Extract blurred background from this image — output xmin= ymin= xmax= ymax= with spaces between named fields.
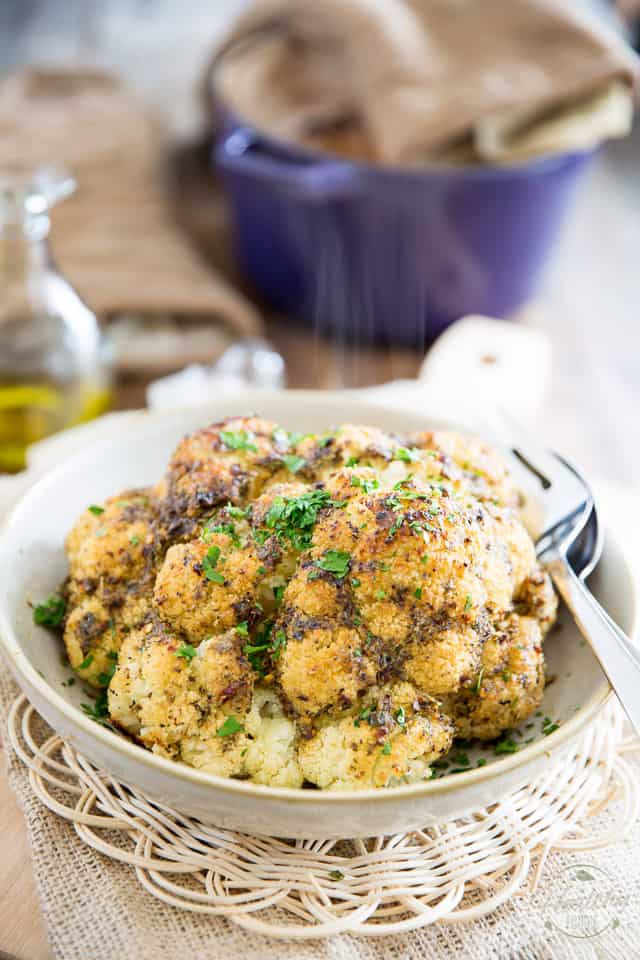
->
xmin=0 ymin=0 xmax=639 ymax=483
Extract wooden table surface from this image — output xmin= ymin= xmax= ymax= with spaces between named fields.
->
xmin=2 ymin=4 xmax=640 ymax=953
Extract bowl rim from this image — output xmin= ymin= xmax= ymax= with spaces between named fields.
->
xmin=0 ymin=397 xmax=632 ymax=806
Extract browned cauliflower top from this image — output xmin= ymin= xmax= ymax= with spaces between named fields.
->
xmin=59 ymin=416 xmax=556 ymax=790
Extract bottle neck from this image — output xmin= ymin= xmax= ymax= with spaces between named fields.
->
xmin=0 ymin=216 xmax=52 ymax=330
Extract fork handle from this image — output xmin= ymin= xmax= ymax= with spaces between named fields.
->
xmin=544 ymin=549 xmax=640 ymax=734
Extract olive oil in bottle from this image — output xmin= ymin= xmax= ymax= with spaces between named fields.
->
xmin=0 ymin=168 xmax=111 ymax=472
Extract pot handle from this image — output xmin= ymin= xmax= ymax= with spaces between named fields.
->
xmin=214 ymin=128 xmax=360 ymax=202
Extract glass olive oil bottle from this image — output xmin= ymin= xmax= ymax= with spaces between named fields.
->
xmin=0 ymin=168 xmax=111 ymax=472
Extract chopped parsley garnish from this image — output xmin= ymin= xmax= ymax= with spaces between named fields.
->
xmin=203 ymin=520 xmax=240 ymax=547
xmin=77 ymin=652 xmax=94 ymax=671
xmin=88 ymin=504 xmax=104 ymax=515
xmin=351 ymin=577 xmax=361 ymax=588
xmin=376 ymin=589 xmax=387 ymax=600
xmin=81 ymin=690 xmax=109 ymax=722
xmin=97 ymin=653 xmax=118 ymax=687
xmin=354 ymin=705 xmax=373 ymax=728
xmin=414 ymin=587 xmax=423 ymax=600
xmin=494 ymin=735 xmax=519 ymax=755
xmin=542 ymin=716 xmax=560 ymax=736
xmin=258 ymin=565 xmax=266 ymax=575
xmin=221 ymin=430 xmax=259 ymax=452
xmin=61 ymin=677 xmax=75 ymax=688
xmin=473 ymin=667 xmax=485 ymax=695
xmin=175 ymin=644 xmax=198 ymax=662
xmin=350 ymin=474 xmax=379 ymax=494
xmin=282 ymin=454 xmax=306 ymax=474
xmin=394 ymin=447 xmax=421 ymax=463
xmin=272 ymin=629 xmax=287 ymax=658
xmin=236 ymin=622 xmax=249 ymax=637
xmin=314 ymin=549 xmax=351 ymax=579
xmin=273 ymin=584 xmax=285 ymax=605
xmin=464 ymin=594 xmax=473 ymax=612
xmin=477 ymin=757 xmax=488 ymax=767
xmin=202 ymin=545 xmax=225 ymax=584
xmin=220 ymin=430 xmax=258 ymax=452
xmin=381 ymin=741 xmax=392 ymax=755
xmin=262 ymin=489 xmax=342 ymax=552
xmin=130 ymin=534 xmax=141 ymax=546
xmin=216 ymin=716 xmax=244 ymax=737
xmin=346 ymin=456 xmax=359 ymax=467
xmin=33 ymin=595 xmax=66 ymax=628
xmin=421 ymin=554 xmax=430 ymax=565
xmin=395 ymin=707 xmax=406 ymax=726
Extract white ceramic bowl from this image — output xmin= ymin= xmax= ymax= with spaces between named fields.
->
xmin=0 ymin=392 xmax=635 ymax=839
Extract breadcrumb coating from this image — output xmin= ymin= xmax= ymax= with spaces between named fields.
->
xmin=59 ymin=415 xmax=556 ymax=789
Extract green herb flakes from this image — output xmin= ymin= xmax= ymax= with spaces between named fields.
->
xmin=175 ymin=644 xmax=198 ymax=662
xmin=33 ymin=595 xmax=66 ymax=628
xmin=78 ymin=653 xmax=94 ymax=671
xmin=236 ymin=622 xmax=249 ymax=637
xmin=395 ymin=707 xmax=406 ymax=726
xmin=203 ymin=545 xmax=225 ymax=584
xmin=282 ymin=454 xmax=306 ymax=474
xmin=216 ymin=715 xmax=244 ymax=737
xmin=272 ymin=629 xmax=287 ymax=658
xmin=262 ymin=489 xmax=340 ymax=552
xmin=130 ymin=534 xmax=141 ymax=546
xmin=88 ymin=504 xmax=104 ymax=516
xmin=394 ymin=447 xmax=421 ymax=463
xmin=81 ymin=690 xmax=110 ymax=722
xmin=220 ymin=430 xmax=258 ymax=452
xmin=314 ymin=549 xmax=351 ymax=578
xmin=414 ymin=587 xmax=423 ymax=600
xmin=494 ymin=735 xmax=519 ymax=755
xmin=464 ymin=594 xmax=473 ymax=612
xmin=350 ymin=474 xmax=379 ymax=494
xmin=381 ymin=741 xmax=392 ymax=756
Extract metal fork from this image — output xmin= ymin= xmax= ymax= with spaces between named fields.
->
xmin=500 ymin=414 xmax=640 ymax=734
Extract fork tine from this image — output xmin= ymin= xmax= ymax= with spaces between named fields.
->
xmin=491 ymin=408 xmax=591 ymax=538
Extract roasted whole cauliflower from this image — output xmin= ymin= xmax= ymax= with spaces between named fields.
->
xmin=57 ymin=416 xmax=557 ymax=790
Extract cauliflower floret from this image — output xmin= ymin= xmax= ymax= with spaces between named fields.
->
xmin=153 ymin=531 xmax=262 ymax=640
xmin=443 ymin=614 xmax=545 ymax=740
xmin=65 ymin=489 xmax=156 ymax=590
xmin=298 ymin=683 xmax=454 ymax=790
xmin=407 ymin=430 xmax=520 ymax=507
xmin=109 ymin=618 xmax=253 ymax=775
xmin=243 ymin=688 xmax=303 ymax=787
xmin=297 ymin=424 xmax=397 ymax=480
xmin=160 ymin=416 xmax=283 ymax=522
xmin=63 ymin=589 xmax=151 ymax=688
xmin=275 ymin=565 xmax=376 ymax=722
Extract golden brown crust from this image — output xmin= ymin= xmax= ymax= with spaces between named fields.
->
xmin=62 ymin=417 xmax=556 ymax=789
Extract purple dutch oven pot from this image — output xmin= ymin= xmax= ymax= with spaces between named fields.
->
xmin=214 ymin=121 xmax=592 ymax=345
